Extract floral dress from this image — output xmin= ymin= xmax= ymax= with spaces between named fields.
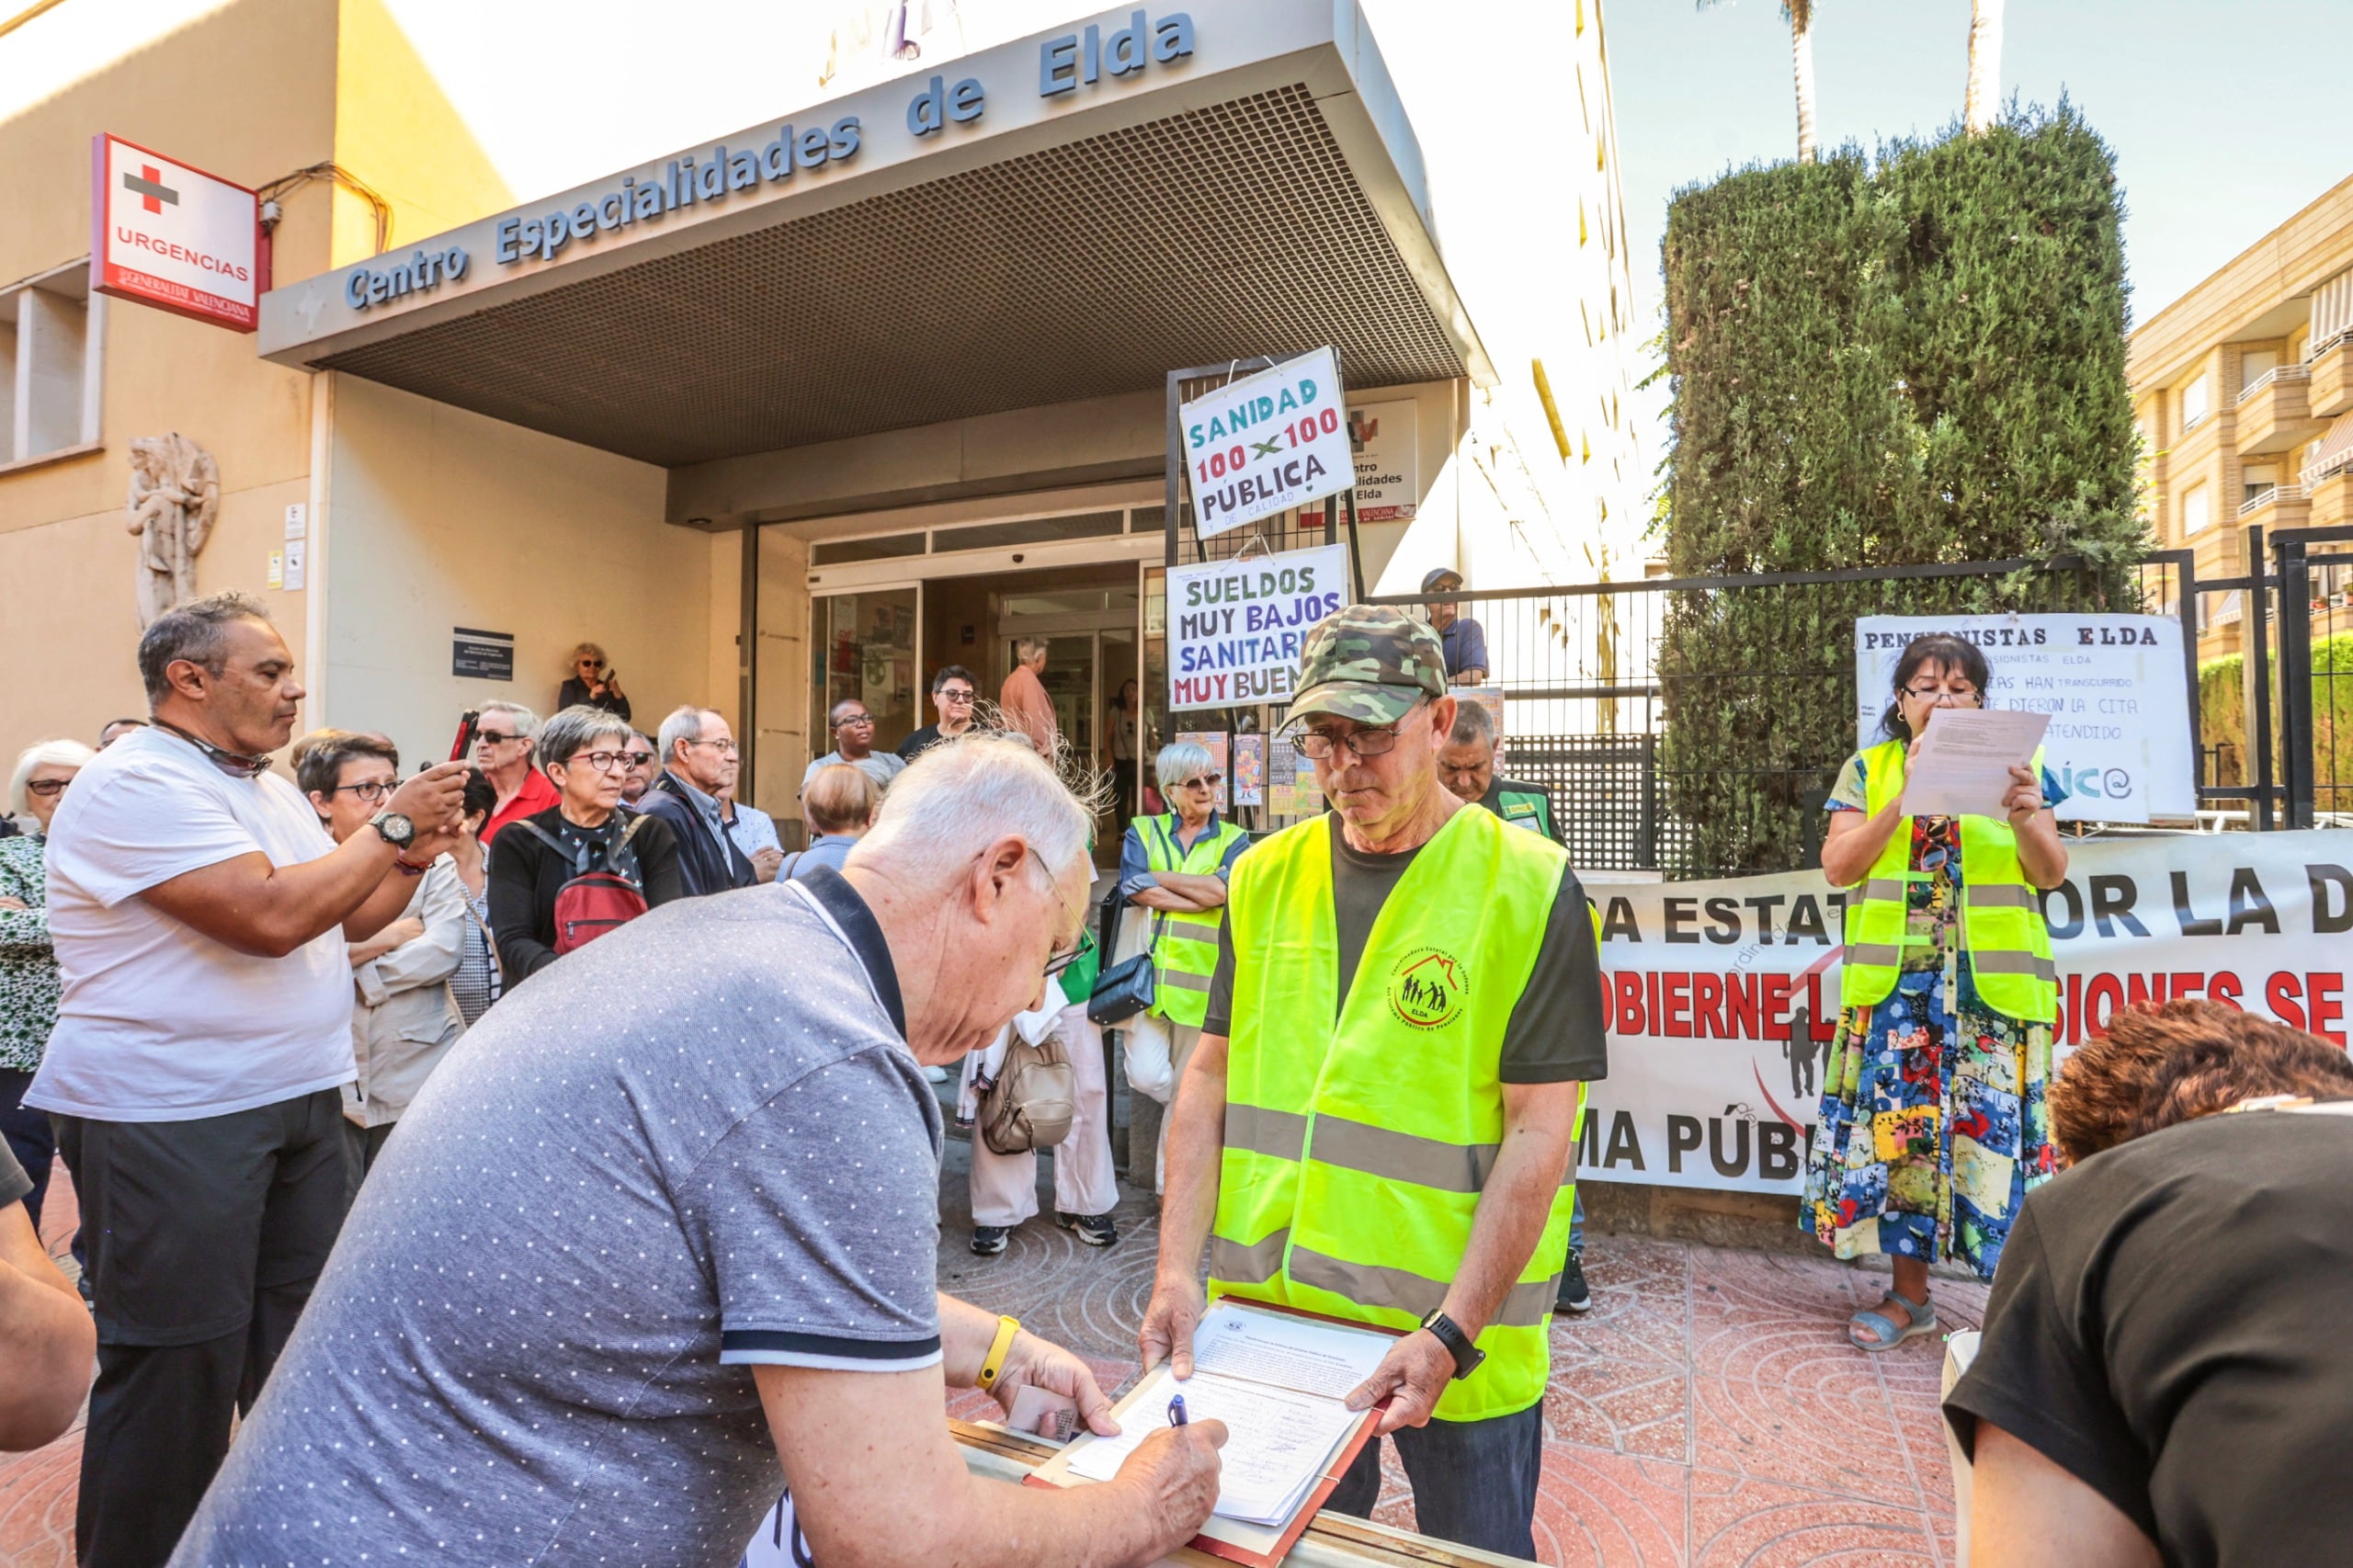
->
xmin=0 ymin=834 xmax=59 ymax=1074
xmin=1802 ymin=752 xmax=2066 ymax=1280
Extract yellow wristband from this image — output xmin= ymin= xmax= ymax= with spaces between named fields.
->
xmin=976 ymin=1314 xmax=1021 ymax=1392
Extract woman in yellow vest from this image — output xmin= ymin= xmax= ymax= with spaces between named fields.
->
xmin=1810 ymin=633 xmax=2069 ymax=1351
xmin=1116 ymin=740 xmax=1250 ymax=1189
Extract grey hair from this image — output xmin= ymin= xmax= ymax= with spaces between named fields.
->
xmin=1014 ymin=636 xmax=1047 ymax=664
xmin=1154 ymin=740 xmax=1214 ymax=792
xmin=567 ymin=641 xmax=607 ymax=667
xmin=1447 ymin=699 xmax=1496 ymax=748
xmin=658 ymin=705 xmax=720 ymax=765
xmin=480 ymin=699 xmax=540 ymax=742
xmin=136 ymin=590 xmax=271 ymax=702
xmin=539 ymin=705 xmax=634 ymax=773
xmin=10 ymin=739 xmax=97 ymax=818
xmin=853 ymin=731 xmax=1096 ymax=885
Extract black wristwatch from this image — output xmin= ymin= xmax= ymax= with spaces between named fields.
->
xmin=369 ymin=811 xmax=416 ymax=850
xmin=1417 ymin=1310 xmax=1485 ymax=1381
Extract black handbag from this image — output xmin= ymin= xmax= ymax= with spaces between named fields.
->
xmin=1088 ymin=906 xmax=1162 ymax=1025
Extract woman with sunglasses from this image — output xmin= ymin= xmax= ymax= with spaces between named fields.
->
xmin=487 ymin=706 xmax=685 ymax=983
xmin=1810 ymin=633 xmax=2070 ymax=1351
xmin=0 ymin=740 xmax=97 ymax=1234
xmin=1116 ymin=740 xmax=1250 ymax=1193
xmin=557 ymin=642 xmax=631 ymax=723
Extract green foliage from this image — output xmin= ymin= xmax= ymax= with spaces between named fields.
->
xmin=1657 ymin=105 xmax=2147 ymax=873
xmin=2202 ymin=636 xmax=2353 ymax=812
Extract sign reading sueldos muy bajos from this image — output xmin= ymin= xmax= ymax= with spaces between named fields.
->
xmin=91 ymin=134 xmax=267 ymax=331
xmin=1583 ymin=831 xmax=2352 ymax=1197
xmin=1182 ymin=348 xmax=1352 ymax=540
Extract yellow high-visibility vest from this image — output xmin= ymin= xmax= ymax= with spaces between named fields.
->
xmin=1212 ymin=805 xmax=1575 ymax=1421
xmin=1140 ymin=814 xmax=1248 ymax=1028
xmin=1837 ymin=738 xmax=2057 ymax=1022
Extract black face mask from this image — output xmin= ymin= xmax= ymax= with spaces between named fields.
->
xmin=155 ymin=720 xmax=271 ymax=778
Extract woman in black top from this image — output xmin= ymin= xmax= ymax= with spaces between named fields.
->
xmin=555 ymin=642 xmax=631 ymax=722
xmin=488 ymin=706 xmax=682 ymax=981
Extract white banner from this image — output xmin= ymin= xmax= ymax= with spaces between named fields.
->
xmin=1181 ymin=348 xmax=1350 ymax=540
xmin=1167 ymin=544 xmax=1348 ymax=710
xmin=1586 ymin=831 xmax=2353 ymax=1196
xmin=1855 ymin=613 xmax=2196 ymax=824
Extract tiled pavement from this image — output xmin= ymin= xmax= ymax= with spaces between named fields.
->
xmin=2 ymin=1145 xmax=1983 ymax=1568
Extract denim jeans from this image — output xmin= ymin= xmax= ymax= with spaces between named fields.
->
xmin=1324 ymin=1402 xmax=1545 ymax=1559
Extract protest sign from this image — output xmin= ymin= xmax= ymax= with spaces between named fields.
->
xmin=1346 ymin=398 xmax=1417 ymax=523
xmin=1180 ymin=348 xmax=1350 ymax=540
xmin=1855 ymin=613 xmax=2196 ymax=823
xmin=1167 ymin=543 xmax=1348 ymax=710
xmin=1586 ymin=830 xmax=2353 ymax=1196
xmin=1233 ymin=734 xmax=1265 ymax=806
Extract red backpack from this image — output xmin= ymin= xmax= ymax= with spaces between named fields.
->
xmin=514 ymin=815 xmax=652 ymax=956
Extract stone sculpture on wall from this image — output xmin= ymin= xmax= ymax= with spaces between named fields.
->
xmin=127 ymin=433 xmax=220 ymax=628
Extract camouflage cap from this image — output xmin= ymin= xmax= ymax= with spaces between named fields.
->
xmin=1288 ymin=604 xmax=1448 ymax=725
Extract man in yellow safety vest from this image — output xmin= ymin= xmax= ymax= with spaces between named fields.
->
xmin=1139 ymin=606 xmax=1608 ymax=1558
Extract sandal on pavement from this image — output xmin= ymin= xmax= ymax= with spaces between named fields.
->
xmin=1847 ymin=1288 xmax=1935 ymax=1353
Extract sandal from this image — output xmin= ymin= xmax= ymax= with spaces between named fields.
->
xmin=1847 ymin=1288 xmax=1935 ymax=1352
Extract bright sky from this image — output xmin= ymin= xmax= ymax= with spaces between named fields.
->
xmin=1608 ymin=0 xmax=2353 ymax=458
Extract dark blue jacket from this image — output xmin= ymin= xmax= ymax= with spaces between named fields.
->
xmin=637 ymin=770 xmax=756 ymax=897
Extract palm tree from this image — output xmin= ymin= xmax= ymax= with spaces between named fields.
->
xmin=1699 ymin=1 xmax=1819 ymax=164
xmin=1963 ymin=0 xmax=2004 ymax=133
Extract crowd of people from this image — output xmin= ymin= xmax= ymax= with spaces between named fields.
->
xmin=0 ymin=585 xmax=2347 ymax=1568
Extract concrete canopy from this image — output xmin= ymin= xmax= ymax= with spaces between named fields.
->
xmin=258 ymin=0 xmax=1493 ymax=471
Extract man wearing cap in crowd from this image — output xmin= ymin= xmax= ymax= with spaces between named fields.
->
xmin=1421 ymin=567 xmax=1488 ymax=686
xmin=1139 ymin=605 xmax=1607 ymax=1558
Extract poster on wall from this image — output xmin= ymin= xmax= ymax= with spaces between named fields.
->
xmin=1585 ymin=830 xmax=2352 ymax=1197
xmin=1345 ymin=398 xmax=1418 ymax=523
xmin=1233 ymin=734 xmax=1265 ymax=806
xmin=1855 ymin=613 xmax=2195 ymax=824
xmin=1266 ymin=736 xmax=1321 ymax=820
xmin=1175 ymin=732 xmax=1230 ymax=813
xmin=1179 ymin=347 xmax=1351 ymax=540
xmin=91 ymin=133 xmax=268 ymax=331
xmin=1166 ymin=543 xmax=1348 ymax=710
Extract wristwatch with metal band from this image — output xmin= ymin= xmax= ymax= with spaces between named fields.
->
xmin=1417 ymin=1309 xmax=1485 ymax=1381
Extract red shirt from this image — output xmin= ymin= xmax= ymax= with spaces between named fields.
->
xmin=480 ymin=768 xmax=560 ymax=846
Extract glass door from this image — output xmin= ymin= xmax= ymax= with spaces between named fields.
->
xmin=810 ymin=588 xmax=922 ymax=765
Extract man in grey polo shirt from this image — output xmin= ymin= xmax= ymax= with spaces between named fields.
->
xmin=174 ymin=734 xmax=1225 ymax=1568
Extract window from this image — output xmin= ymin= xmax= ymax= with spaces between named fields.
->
xmin=2181 ymin=483 xmax=2211 ymax=538
xmin=2242 ymin=463 xmax=2278 ymax=509
xmin=1 ymin=262 xmax=104 ymax=470
xmin=2238 ymin=347 xmax=2279 ymax=399
xmin=2180 ymin=373 xmax=2210 ymax=431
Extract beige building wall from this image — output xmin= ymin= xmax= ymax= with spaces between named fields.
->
xmin=317 ymin=374 xmax=726 ymax=776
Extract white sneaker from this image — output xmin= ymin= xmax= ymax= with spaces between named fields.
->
xmin=925 ymin=1064 xmax=949 ymax=1085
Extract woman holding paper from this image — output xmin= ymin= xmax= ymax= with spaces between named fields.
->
xmin=1809 ymin=633 xmax=2069 ymax=1351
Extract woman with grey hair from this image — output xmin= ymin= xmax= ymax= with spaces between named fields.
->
xmin=557 ymin=641 xmax=630 ymax=722
xmin=1 ymin=740 xmax=97 ymax=1233
xmin=486 ymin=706 xmax=683 ymax=982
xmin=1116 ymin=738 xmax=1249 ymax=1190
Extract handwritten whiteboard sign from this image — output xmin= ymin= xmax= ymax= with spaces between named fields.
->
xmin=1168 ymin=544 xmax=1348 ymax=710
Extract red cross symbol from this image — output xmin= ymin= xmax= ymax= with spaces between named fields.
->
xmin=122 ymin=164 xmax=178 ymax=214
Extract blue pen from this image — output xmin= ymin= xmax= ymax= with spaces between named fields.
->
xmin=1167 ymin=1393 xmax=1188 ymax=1427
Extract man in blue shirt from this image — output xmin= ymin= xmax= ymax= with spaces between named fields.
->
xmin=1423 ymin=568 xmax=1489 ymax=685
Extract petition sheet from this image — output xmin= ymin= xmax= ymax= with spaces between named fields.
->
xmin=1903 ymin=708 xmax=2051 ymax=818
xmin=1063 ymin=1364 xmax=1360 ymax=1525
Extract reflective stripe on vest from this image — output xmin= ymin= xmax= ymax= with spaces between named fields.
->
xmin=1142 ymin=815 xmax=1247 ymax=1027
xmin=1837 ymin=739 xmax=2057 ymax=1022
xmin=1212 ymin=806 xmax=1575 ymax=1421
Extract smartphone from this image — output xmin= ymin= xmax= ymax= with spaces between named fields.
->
xmin=450 ymin=709 xmax=481 ymax=763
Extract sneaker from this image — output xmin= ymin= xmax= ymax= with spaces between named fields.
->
xmin=925 ymin=1064 xmax=950 ymax=1085
xmin=1057 ymin=1210 xmax=1119 ymax=1246
xmin=971 ymin=1226 xmax=1010 ymax=1256
xmin=1555 ymin=1248 xmax=1593 ymax=1314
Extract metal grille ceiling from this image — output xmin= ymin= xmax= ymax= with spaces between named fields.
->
xmin=314 ymin=85 xmax=1467 ymax=468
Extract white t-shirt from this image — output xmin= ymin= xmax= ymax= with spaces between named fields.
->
xmin=28 ymin=725 xmax=356 ymax=1122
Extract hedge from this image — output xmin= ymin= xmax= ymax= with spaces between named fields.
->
xmin=2200 ymin=633 xmax=2353 ymax=812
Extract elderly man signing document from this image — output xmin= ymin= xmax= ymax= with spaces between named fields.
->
xmin=174 ymin=734 xmax=1226 ymax=1568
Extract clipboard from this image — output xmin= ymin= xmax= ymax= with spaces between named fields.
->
xmin=1022 ymin=1299 xmax=1403 ymax=1568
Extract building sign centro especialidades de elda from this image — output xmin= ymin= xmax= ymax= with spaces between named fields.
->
xmin=337 ymin=10 xmax=1197 ymax=314
xmin=1182 ymin=347 xmax=1353 ymax=540
xmin=91 ymin=134 xmax=269 ymax=332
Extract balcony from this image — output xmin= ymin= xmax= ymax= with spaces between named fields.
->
xmin=2234 ymin=362 xmax=2329 ymax=453
xmin=2309 ymin=466 xmax=2353 ymax=530
xmin=2236 ymin=481 xmax=2310 ymax=525
xmin=2310 ymin=333 xmax=2353 ymax=421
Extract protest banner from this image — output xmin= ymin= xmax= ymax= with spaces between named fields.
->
xmin=1586 ymin=830 xmax=2353 ymax=1197
xmin=1180 ymin=348 xmax=1350 ymax=540
xmin=1855 ymin=613 xmax=2196 ymax=823
xmin=1167 ymin=543 xmax=1348 ymax=710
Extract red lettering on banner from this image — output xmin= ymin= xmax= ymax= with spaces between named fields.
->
xmin=1662 ymin=973 xmax=1691 ymax=1037
xmin=2082 ymin=972 xmax=2124 ymax=1038
xmin=2210 ymin=971 xmax=2243 ymax=1008
xmin=2169 ymin=971 xmax=2205 ymax=1002
xmin=1614 ymin=971 xmax=1645 ymax=1035
xmin=2268 ymin=971 xmax=2306 ymax=1030
xmin=1647 ymin=971 xmax=1660 ymax=1038
xmin=1725 ymin=972 xmax=1759 ymax=1038
xmin=2126 ymin=973 xmax=2165 ymax=1009
xmin=2308 ymin=972 xmax=2345 ymax=1044
xmin=1691 ymin=972 xmax=1723 ymax=1039
xmin=1809 ymin=972 xmax=1836 ymax=1040
xmin=1762 ymin=974 xmax=1792 ymax=1040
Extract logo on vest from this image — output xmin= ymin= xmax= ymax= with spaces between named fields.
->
xmin=1387 ymin=948 xmax=1469 ymax=1029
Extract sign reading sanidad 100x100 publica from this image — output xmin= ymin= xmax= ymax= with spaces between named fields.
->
xmin=1180 ymin=348 xmax=1351 ymax=540
xmin=90 ymin=134 xmax=267 ymax=332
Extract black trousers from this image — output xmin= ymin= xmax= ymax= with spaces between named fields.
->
xmin=1324 ymin=1403 xmax=1546 ymax=1560
xmin=0 ymin=1064 xmax=55 ymax=1232
xmin=53 ymin=1089 xmax=352 ymax=1568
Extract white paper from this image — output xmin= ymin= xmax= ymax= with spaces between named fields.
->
xmin=1062 ymin=1364 xmax=1359 ymax=1526
xmin=1903 ymin=708 xmax=2051 ymax=818
xmin=1188 ymin=1302 xmax=1392 ymax=1399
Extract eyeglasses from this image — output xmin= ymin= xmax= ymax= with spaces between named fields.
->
xmin=620 ymin=751 xmax=655 ymax=768
xmin=1025 ymin=846 xmax=1097 ymax=980
xmin=323 ymin=778 xmax=396 ymax=802
xmin=938 ymin=689 xmax=976 ymax=703
xmin=25 ymin=778 xmax=72 ymax=798
xmin=567 ymin=750 xmax=635 ymax=773
xmin=835 ymin=714 xmax=875 ymax=728
xmin=688 ymin=736 xmax=742 ymax=754
xmin=1174 ymin=772 xmax=1222 ymax=791
xmin=1903 ymin=684 xmax=1982 ymax=703
xmin=1293 ymin=710 xmax=1417 ymax=760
